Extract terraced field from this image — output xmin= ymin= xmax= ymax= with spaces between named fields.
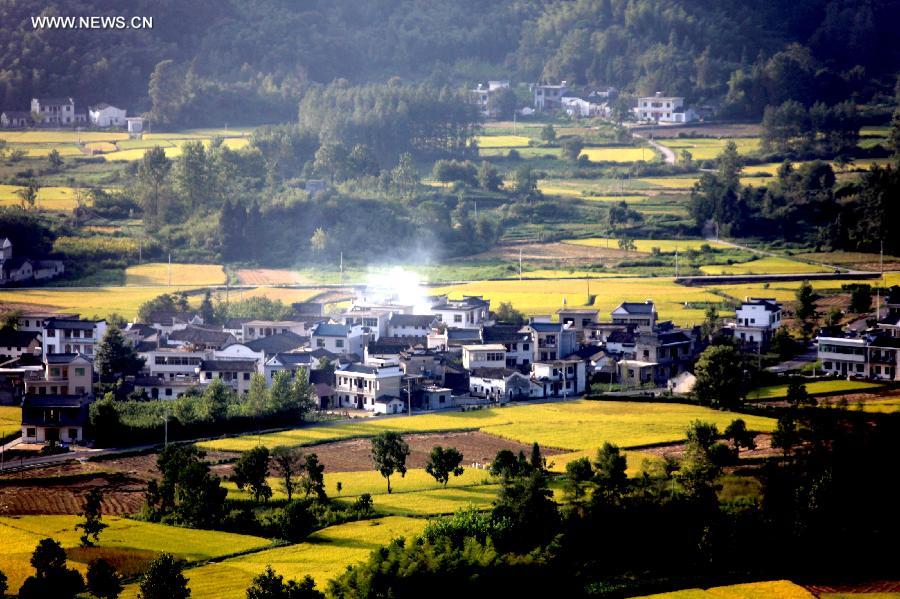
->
xmin=0 ymin=185 xmax=82 ymax=211
xmin=656 ymin=137 xmax=761 ymax=160
xmin=699 ymin=256 xmax=829 ymax=275
xmin=476 ymin=134 xmax=531 ymax=148
xmin=563 ymin=237 xmax=728 ymax=253
xmin=749 ymin=380 xmax=882 ymax=400
xmin=0 ymin=406 xmax=21 ymax=438
xmin=124 ymin=262 xmax=226 ymax=286
xmin=636 ymin=579 xmax=814 ymax=598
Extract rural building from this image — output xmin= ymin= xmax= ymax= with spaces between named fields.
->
xmin=167 ymin=326 xmax=236 ymax=351
xmin=421 ymin=385 xmax=453 ymax=410
xmin=431 ymin=296 xmax=491 ymax=330
xmin=482 ymin=324 xmax=533 ymax=369
xmin=733 ymin=298 xmax=782 ymax=349
xmin=617 ymin=359 xmax=657 ymax=387
xmin=30 ymin=97 xmax=85 ymax=125
xmin=469 ymin=80 xmax=511 ymax=118
xmin=41 ymin=318 xmax=107 ymax=357
xmin=22 ymin=394 xmax=92 ymax=444
xmin=611 ymin=301 xmax=658 ymax=332
xmin=145 ymin=311 xmax=204 ymax=335
xmin=521 ymin=320 xmax=577 ymax=362
xmin=461 ymin=344 xmax=507 ymax=370
xmin=242 ymin=320 xmax=311 ymax=341
xmin=333 ymin=363 xmax=403 ymax=412
xmin=198 ymin=359 xmax=258 ymax=393
xmin=263 ymin=351 xmax=324 ymax=384
xmin=138 ymin=347 xmax=207 ymax=380
xmin=634 ymin=93 xmax=697 ymax=123
xmin=0 ymin=329 xmax=41 ymax=359
xmin=0 ymin=111 xmax=33 ymax=127
xmin=387 ymin=313 xmax=439 ymax=338
xmin=134 ymin=376 xmax=197 ymax=400
xmin=533 ymin=82 xmax=569 ymax=111
xmin=310 ymin=322 xmax=369 ymax=356
xmin=0 ymin=239 xmax=64 ymax=285
xmin=24 ymin=353 xmax=93 ymax=397
xmin=634 ymin=330 xmax=695 ymax=384
xmin=531 ymin=359 xmax=586 ymax=397
xmin=244 ymin=331 xmax=307 ymax=358
xmin=340 ymin=309 xmax=392 ymax=341
xmin=468 ymin=368 xmax=532 ymax=402
xmin=88 ymin=103 xmax=127 ymax=127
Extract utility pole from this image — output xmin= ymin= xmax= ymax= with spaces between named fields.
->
xmin=168 ymin=253 xmax=172 ymax=286
xmin=162 ymin=411 xmax=169 ymax=447
xmin=675 ymin=249 xmax=679 ymax=279
xmin=474 ymin=201 xmax=477 ymax=220
xmin=406 ymin=378 xmax=412 ymax=416
xmin=518 ymin=247 xmax=523 ymax=280
xmin=340 ymin=252 xmax=344 ymax=286
xmin=139 ymin=238 xmax=142 ymax=263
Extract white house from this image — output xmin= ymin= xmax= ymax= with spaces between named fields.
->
xmin=482 ymin=325 xmax=533 ymax=369
xmin=264 ymin=352 xmax=322 ymax=384
xmin=461 ymin=344 xmax=506 ymax=371
xmin=41 ymin=318 xmax=107 ymax=357
xmin=310 ymin=322 xmax=368 ymax=356
xmin=197 ymin=359 xmax=258 ymax=393
xmin=0 ymin=329 xmax=41 ymax=359
xmin=733 ymin=298 xmax=782 ymax=349
xmin=468 ymin=368 xmax=533 ymax=402
xmin=139 ymin=347 xmax=208 ymax=380
xmin=31 ymin=97 xmax=77 ymax=125
xmin=339 ymin=309 xmax=392 ymax=341
xmin=431 ymin=296 xmax=491 ymax=330
xmin=531 ymin=359 xmax=586 ymax=397
xmin=0 ymin=239 xmax=63 ymax=285
xmin=333 ymin=363 xmax=403 ymax=412
xmin=387 ymin=314 xmax=439 ymax=338
xmin=88 ymin=103 xmax=127 ymax=127
xmin=634 ymin=93 xmax=697 ymax=123
xmin=126 ymin=117 xmax=144 ymax=135
xmin=469 ymin=80 xmax=511 ymax=118
xmin=533 ymin=82 xmax=569 ymax=111
xmin=242 ymin=320 xmax=309 ymax=341
xmin=611 ymin=301 xmax=658 ymax=332
xmin=1 ymin=111 xmax=32 ymax=127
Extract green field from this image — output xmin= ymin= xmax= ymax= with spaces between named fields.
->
xmin=124 ymin=263 xmax=226 ymax=286
xmin=656 ymin=137 xmax=761 ymax=160
xmin=0 ymin=406 xmax=21 ymax=438
xmin=749 ymin=380 xmax=882 ymax=400
xmin=699 ymin=256 xmax=828 ymax=275
xmin=563 ymin=237 xmax=727 ymax=253
xmin=0 ymin=515 xmax=272 ymax=592
xmin=199 ymin=399 xmax=775 ymax=455
xmin=636 ymin=579 xmax=814 ymax=598
xmin=167 ymin=517 xmax=426 ymax=599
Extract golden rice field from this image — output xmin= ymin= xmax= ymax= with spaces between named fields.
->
xmin=433 ymin=277 xmax=725 ymax=325
xmin=536 ymin=179 xmax=653 ymax=201
xmin=103 ymin=137 xmax=249 ymax=161
xmin=476 ymin=134 xmax=531 ymax=148
xmin=166 ymin=517 xmax=426 ymax=599
xmin=580 ymin=146 xmax=652 ymax=163
xmin=0 ymin=286 xmax=202 ymax=320
xmin=359 ymin=485 xmax=500 ymax=516
xmin=124 ymin=262 xmax=226 ymax=286
xmin=0 ymin=185 xmax=82 ymax=211
xmin=0 ymin=406 xmax=21 ymax=438
xmin=0 ymin=515 xmax=272 ymax=592
xmin=199 ymin=399 xmax=775 ymax=454
xmin=0 ymin=131 xmax=129 ymax=143
xmin=711 ymin=277 xmax=898 ymax=304
xmin=221 ymin=287 xmax=328 ymax=305
xmin=657 ymin=137 xmax=761 ymax=160
xmin=563 ymin=237 xmax=728 ymax=253
xmin=699 ymin=256 xmax=829 ymax=275
xmin=837 ymin=396 xmax=900 ymax=414
xmin=748 ymin=380 xmax=882 ymax=401
xmin=21 ymin=145 xmax=84 ymax=157
xmin=635 ymin=579 xmax=814 ymax=598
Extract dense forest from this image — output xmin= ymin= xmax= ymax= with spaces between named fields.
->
xmin=2 ymin=0 xmax=898 ymax=124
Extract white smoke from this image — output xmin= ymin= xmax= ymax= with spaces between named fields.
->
xmin=358 ymin=265 xmax=434 ymax=314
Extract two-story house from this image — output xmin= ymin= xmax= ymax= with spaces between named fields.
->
xmin=531 ymin=359 xmax=586 ymax=397
xmin=31 ymin=97 xmax=77 ymax=125
xmin=521 ymin=320 xmax=576 ymax=362
xmin=242 ymin=320 xmax=311 ymax=342
xmin=611 ymin=301 xmax=657 ymax=333
xmin=333 ymin=364 xmax=404 ymax=413
xmin=533 ymin=82 xmax=569 ymax=111
xmin=633 ymin=330 xmax=695 ymax=384
xmin=388 ymin=314 xmax=439 ymax=338
xmin=339 ymin=310 xmax=392 ymax=341
xmin=461 ymin=344 xmax=507 ymax=371
xmin=41 ymin=318 xmax=107 ymax=357
xmin=431 ymin=296 xmax=491 ymax=330
xmin=310 ymin=322 xmax=368 ymax=356
xmin=482 ymin=324 xmax=532 ymax=370
xmin=634 ymin=93 xmax=697 ymax=123
xmin=0 ymin=329 xmax=41 ymax=360
xmin=733 ymin=298 xmax=782 ymax=349
xmin=138 ymin=347 xmax=209 ymax=381
xmin=197 ymin=359 xmax=257 ymax=393
xmin=25 ymin=353 xmax=93 ymax=397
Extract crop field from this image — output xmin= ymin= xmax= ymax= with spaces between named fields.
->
xmin=0 ymin=515 xmax=272 ymax=591
xmin=0 ymin=286 xmax=203 ymax=320
xmin=359 ymin=484 xmax=500 ymax=516
xmin=224 ymin=287 xmax=328 ymax=305
xmin=536 ymin=181 xmax=652 ymax=201
xmin=748 ymin=380 xmax=882 ymax=400
xmin=476 ymin=134 xmax=531 ymax=148
xmin=176 ymin=517 xmax=426 ymax=599
xmin=0 ymin=406 xmax=21 ymax=438
xmin=0 ymin=185 xmax=81 ymax=211
xmin=103 ymin=137 xmax=249 ymax=161
xmin=199 ymin=399 xmax=775 ymax=455
xmin=636 ymin=176 xmax=767 ymax=190
xmin=699 ymin=256 xmax=828 ymax=275
xmin=636 ymin=579 xmax=814 ymax=598
xmin=563 ymin=237 xmax=728 ymax=253
xmin=709 ymin=277 xmax=888 ymax=304
xmin=580 ymin=146 xmax=651 ymax=163
xmin=656 ymin=137 xmax=761 ymax=160
xmin=0 ymin=130 xmax=129 ymax=143
xmin=124 ymin=262 xmax=226 ymax=286
xmin=432 ymin=277 xmax=726 ymax=324
xmin=21 ymin=145 xmax=84 ymax=157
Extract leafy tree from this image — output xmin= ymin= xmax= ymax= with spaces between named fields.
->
xmin=300 ymin=453 xmax=326 ymax=500
xmin=679 ymin=421 xmax=725 ymax=503
xmin=491 ymin=464 xmax=559 ymax=552
xmin=772 ymin=413 xmax=800 ymax=457
xmin=313 ymin=142 xmax=350 ymax=183
xmin=277 ymin=500 xmax=316 ymax=542
xmin=795 ymin=280 xmax=818 ymax=330
xmin=232 ymin=446 xmax=272 ymax=503
xmin=717 ymin=140 xmax=743 ymax=190
xmin=352 ymin=493 xmax=373 ymax=516
xmin=786 ymin=379 xmax=816 ymax=407
xmin=144 ymin=444 xmax=226 ymax=528
xmin=349 ymin=144 xmax=381 ymax=178
xmin=136 ymin=147 xmax=172 ymax=227
xmin=138 ymin=553 xmax=189 ymax=599
xmin=371 ymin=432 xmax=410 ymax=493
xmin=559 ymin=136 xmax=584 ymax=163
xmin=489 ymin=449 xmax=531 ymax=480
xmin=563 ymin=457 xmax=593 ymax=501
xmin=849 ymin=285 xmax=872 ymax=313
xmin=693 ymin=344 xmax=745 ymax=409
xmin=593 ymin=442 xmax=627 ymax=498
xmin=771 ymin=327 xmax=799 ymax=360
xmin=701 ymin=306 xmax=722 ymax=340
xmin=290 ymin=367 xmax=317 ymax=421
xmin=148 ymin=60 xmax=185 ymax=125
xmin=529 ymin=441 xmax=545 ymax=472
xmin=16 ymin=178 xmax=39 ymax=211
xmin=200 ymin=377 xmax=231 ymax=422
xmin=18 ymin=538 xmax=84 ymax=599
xmin=723 ymin=418 xmax=757 ymax=455
xmin=540 ymin=123 xmax=556 ymax=144
xmin=510 ymin=165 xmax=538 ymax=197
xmin=271 ymin=445 xmax=302 ymax=502
xmin=494 ymin=301 xmax=526 ymax=325
xmin=48 ymin=148 xmax=63 ymax=170
xmin=86 ymin=559 xmax=123 ymax=599
xmin=247 ymin=373 xmax=270 ymax=419
xmin=172 ymin=140 xmax=210 ymax=211
xmin=617 ymin=236 xmax=636 ymax=253
xmin=246 ymin=566 xmax=324 ymax=599
xmin=309 ymin=227 xmax=327 ymax=254
xmin=94 ymin=327 xmax=145 ymax=382
xmin=76 ymin=488 xmax=108 ymax=547
xmin=425 ymin=446 xmax=465 ymax=487
xmin=476 ymin=161 xmax=502 ymax=191
xmin=199 ymin=290 xmax=215 ymax=325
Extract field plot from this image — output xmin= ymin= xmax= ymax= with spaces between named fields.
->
xmin=362 ymin=485 xmax=500 ymax=516
xmin=104 ymin=137 xmax=249 ymax=161
xmin=636 ymin=579 xmax=814 ymax=598
xmin=749 ymin=380 xmax=882 ymax=400
xmin=699 ymin=256 xmax=828 ymax=275
xmin=637 ymin=176 xmax=767 ymax=190
xmin=178 ymin=517 xmax=426 ymax=599
xmin=0 ymin=286 xmax=205 ymax=320
xmin=199 ymin=399 xmax=774 ymax=454
xmin=580 ymin=146 xmax=651 ymax=163
xmin=563 ymin=237 xmax=727 ymax=253
xmin=226 ymin=287 xmax=327 ymax=305
xmin=125 ymin=262 xmax=226 ymax=286
xmin=793 ymin=251 xmax=900 ymax=271
xmin=0 ymin=185 xmax=81 ymax=211
xmin=0 ymin=406 xmax=21 ymax=438
xmin=235 ymin=268 xmax=310 ymax=285
xmin=656 ymin=137 xmax=761 ymax=160
xmin=537 ymin=180 xmax=651 ymax=201
xmin=433 ymin=277 xmax=726 ymax=325
xmin=476 ymin=134 xmax=531 ymax=148
xmin=21 ymin=145 xmax=83 ymax=157
xmin=0 ymin=515 xmax=272 ymax=591
xmin=0 ymin=130 xmax=128 ymax=143
xmin=709 ymin=278 xmax=885 ymax=304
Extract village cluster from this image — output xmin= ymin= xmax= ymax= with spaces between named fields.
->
xmin=0 ymin=96 xmax=142 ymax=132
xmin=0 ymin=286 xmax=805 ymax=446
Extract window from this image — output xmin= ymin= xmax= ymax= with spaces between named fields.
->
xmin=74 ymin=367 xmax=85 ymax=377
xmin=336 ymin=339 xmax=344 ymax=348
xmin=243 ymin=372 xmax=251 ymax=380
xmin=454 ymin=314 xmax=462 ymax=323
xmin=165 ymin=388 xmax=173 ymax=396
xmin=26 ymin=428 xmax=36 ymax=438
xmin=317 ymin=339 xmax=325 ymax=348
xmin=68 ymin=428 xmax=78 ymax=440
xmin=205 ymin=372 xmax=212 ymax=379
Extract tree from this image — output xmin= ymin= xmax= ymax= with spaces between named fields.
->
xmin=137 ymin=146 xmax=172 ymax=227
xmin=277 ymin=500 xmax=316 ymax=542
xmin=723 ymin=418 xmax=757 ymax=455
xmin=593 ymin=442 xmax=627 ymax=498
xmin=16 ymin=178 xmax=39 ymax=211
xmin=138 ymin=553 xmax=189 ymax=599
xmin=494 ymin=301 xmax=526 ymax=325
xmin=772 ymin=413 xmax=800 ymax=457
xmin=489 ymin=449 xmax=530 ymax=480
xmin=491 ymin=461 xmax=559 ymax=552
xmin=476 ymin=161 xmax=502 ymax=191
xmin=246 ymin=566 xmax=324 ymax=599
xmin=48 ymin=148 xmax=64 ymax=170
xmin=271 ymin=446 xmax=302 ymax=502
xmin=18 ymin=538 xmax=84 ymax=599
xmin=786 ymin=379 xmax=816 ymax=407
xmin=701 ymin=305 xmax=722 ymax=340
xmin=371 ymin=432 xmax=410 ymax=493
xmin=540 ymin=123 xmax=556 ymax=144
xmin=795 ymin=280 xmax=818 ymax=331
xmin=247 ymin=373 xmax=270 ymax=419
xmin=145 ymin=444 xmax=226 ymax=528
xmin=148 ymin=60 xmax=185 ymax=125
xmin=300 ymin=453 xmax=326 ymax=500
xmin=717 ymin=140 xmax=742 ymax=190
xmin=679 ymin=149 xmax=693 ymax=166
xmin=559 ymin=136 xmax=585 ymax=163
xmin=94 ymin=327 xmax=145 ymax=382
xmin=510 ymin=165 xmax=538 ymax=197
xmin=679 ymin=421 xmax=725 ymax=503
xmin=693 ymin=344 xmax=745 ymax=409
xmin=290 ymin=368 xmax=317 ymax=421
xmin=76 ymin=488 xmax=108 ymax=547
xmin=425 ymin=446 xmax=465 ymax=487
xmin=313 ymin=142 xmax=350 ymax=183
xmin=309 ymin=227 xmax=327 ymax=254
xmin=87 ymin=559 xmax=122 ymax=599
xmin=563 ymin=457 xmax=593 ymax=501
xmin=617 ymin=236 xmax=636 ymax=253
xmin=232 ymin=446 xmax=272 ymax=503
xmin=349 ymin=144 xmax=380 ymax=178
xmin=199 ymin=290 xmax=215 ymax=325
xmin=849 ymin=285 xmax=872 ymax=314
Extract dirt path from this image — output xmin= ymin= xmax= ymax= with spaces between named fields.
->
xmin=633 ymin=131 xmax=675 ymax=165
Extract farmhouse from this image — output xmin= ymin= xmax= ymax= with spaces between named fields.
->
xmin=521 ymin=319 xmax=577 ymax=362
xmin=31 ymin=97 xmax=86 ymax=126
xmin=41 ymin=318 xmax=107 ymax=357
xmin=431 ymin=295 xmax=491 ymax=330
xmin=244 ymin=331 xmax=308 ymax=358
xmin=0 ymin=329 xmax=41 ymax=359
xmin=482 ymin=324 xmax=533 ymax=369
xmin=167 ymin=326 xmax=236 ymax=351
xmin=134 ymin=375 xmax=197 ymax=400
xmin=531 ymin=359 xmax=587 ymax=397
xmin=533 ymin=81 xmax=569 ymax=111
xmin=732 ymin=298 xmax=782 ymax=349
xmin=388 ymin=313 xmax=439 ymax=338
xmin=0 ymin=238 xmax=64 ymax=285
xmin=611 ymin=300 xmax=658 ymax=332
xmin=469 ymin=368 xmax=532 ymax=402
xmin=25 ymin=353 xmax=93 ymax=397
xmin=333 ymin=363 xmax=403 ymax=412
xmin=22 ymin=394 xmax=92 ymax=444
xmin=634 ymin=92 xmax=698 ymax=123
xmin=242 ymin=319 xmax=313 ymax=341
xmin=461 ymin=344 xmax=507 ymax=370
xmin=469 ymin=80 xmax=511 ymax=119
xmin=0 ymin=111 xmax=33 ymax=127
xmin=310 ymin=322 xmax=369 ymax=356
xmin=198 ymin=359 xmax=258 ymax=393
xmin=88 ymin=103 xmax=127 ymax=127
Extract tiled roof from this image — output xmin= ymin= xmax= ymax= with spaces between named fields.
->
xmin=389 ymin=314 xmax=437 ymax=327
xmin=199 ymin=359 xmax=257 ymax=372
xmin=245 ymin=331 xmax=307 ymax=354
xmin=169 ymin=326 xmax=234 ymax=346
xmin=311 ymin=323 xmax=350 ymax=337
xmin=470 ymin=367 xmax=520 ymax=379
xmin=614 ymin=302 xmax=656 ymax=314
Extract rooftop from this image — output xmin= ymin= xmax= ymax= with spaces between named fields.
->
xmin=169 ymin=326 xmax=234 ymax=346
xmin=311 ymin=322 xmax=350 ymax=337
xmin=199 ymin=359 xmax=257 ymax=372
xmin=613 ymin=301 xmax=656 ymax=315
xmin=389 ymin=314 xmax=438 ymax=327
xmin=470 ymin=367 xmax=521 ymax=379
xmin=245 ymin=331 xmax=308 ymax=354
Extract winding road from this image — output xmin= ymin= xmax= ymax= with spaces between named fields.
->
xmin=632 ymin=130 xmax=676 ymax=164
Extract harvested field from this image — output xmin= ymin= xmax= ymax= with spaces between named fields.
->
xmin=472 ymin=241 xmax=627 ymax=264
xmin=235 ymin=268 xmax=310 ymax=285
xmin=300 ymin=430 xmax=564 ymax=472
xmin=635 ymin=123 xmax=762 ymax=138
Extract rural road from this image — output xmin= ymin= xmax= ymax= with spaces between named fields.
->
xmin=633 ymin=131 xmax=675 ymax=164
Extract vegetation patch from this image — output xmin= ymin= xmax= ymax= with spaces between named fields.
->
xmin=124 ymin=263 xmax=226 ymax=286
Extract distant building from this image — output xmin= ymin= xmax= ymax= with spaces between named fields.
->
xmin=461 ymin=344 xmax=506 ymax=371
xmin=88 ymin=103 xmax=127 ymax=127
xmin=733 ymin=298 xmax=782 ymax=349
xmin=469 ymin=80 xmax=511 ymax=119
xmin=611 ymin=300 xmax=658 ymax=333
xmin=533 ymin=82 xmax=569 ymax=111
xmin=634 ymin=93 xmax=697 ymax=123
xmin=31 ymin=97 xmax=78 ymax=126
xmin=41 ymin=318 xmax=107 ymax=357
xmin=0 ymin=111 xmax=33 ymax=127
xmin=0 ymin=238 xmax=64 ymax=285
xmin=126 ymin=117 xmax=144 ymax=136
xmin=198 ymin=359 xmax=257 ymax=393
xmin=333 ymin=363 xmax=404 ymax=413
xmin=431 ymin=296 xmax=491 ymax=330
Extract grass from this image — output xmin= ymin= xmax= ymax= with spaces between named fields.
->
xmin=749 ymin=380 xmax=882 ymax=400
xmin=358 ymin=485 xmax=500 ymax=516
xmin=563 ymin=238 xmax=728 ymax=253
xmin=199 ymin=399 xmax=775 ymax=454
xmin=699 ymin=256 xmax=829 ymax=275
xmin=124 ymin=263 xmax=226 ymax=286
xmin=0 ymin=406 xmax=21 ymax=438
xmin=636 ymin=579 xmax=814 ymax=598
xmin=0 ymin=515 xmax=272 ymax=592
xmin=656 ymin=137 xmax=761 ymax=161
xmin=171 ymin=517 xmax=426 ymax=599
xmin=0 ymin=286 xmax=204 ymax=320
xmin=536 ymin=181 xmax=652 ymax=201
xmin=431 ymin=277 xmax=726 ymax=325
